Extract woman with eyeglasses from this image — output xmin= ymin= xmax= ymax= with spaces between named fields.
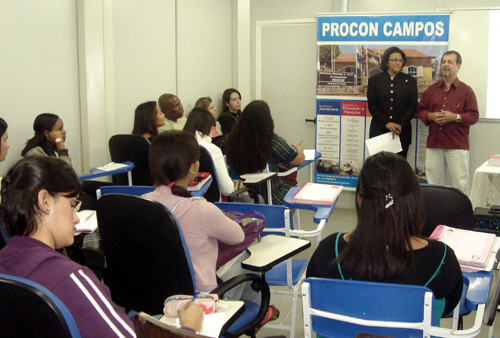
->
xmin=367 ymin=46 xmax=418 ymax=159
xmin=0 ymin=157 xmax=136 ymax=337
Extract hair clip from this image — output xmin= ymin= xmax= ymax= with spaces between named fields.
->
xmin=168 ymin=182 xmax=175 ymax=188
xmin=385 ymin=193 xmax=394 ymax=209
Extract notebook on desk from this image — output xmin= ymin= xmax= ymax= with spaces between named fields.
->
xmin=430 ymin=225 xmax=497 ymax=271
xmin=291 ymin=182 xmax=343 ymax=205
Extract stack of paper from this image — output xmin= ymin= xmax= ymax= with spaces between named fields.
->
xmin=430 ymin=225 xmax=497 ymax=271
xmin=291 ymin=182 xmax=343 ymax=205
xmin=488 ymin=155 xmax=500 ymax=167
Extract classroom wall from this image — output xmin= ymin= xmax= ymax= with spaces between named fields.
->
xmin=0 ymin=0 xmax=82 ymax=175
xmin=0 ymin=0 xmax=234 ymax=176
xmin=250 ymin=0 xmax=500 ymax=209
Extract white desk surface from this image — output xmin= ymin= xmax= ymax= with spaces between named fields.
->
xmin=160 ymin=300 xmax=244 ymax=337
xmin=470 ymin=160 xmax=500 ymax=209
xmin=240 ymin=172 xmax=276 ymax=184
xmin=242 ymin=234 xmax=311 ymax=272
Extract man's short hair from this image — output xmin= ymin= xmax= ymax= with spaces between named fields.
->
xmin=441 ymin=50 xmax=462 ymax=65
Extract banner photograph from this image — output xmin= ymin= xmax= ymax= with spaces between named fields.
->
xmin=314 ymin=14 xmax=449 ymax=187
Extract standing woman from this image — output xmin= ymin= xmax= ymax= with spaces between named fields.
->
xmin=132 ymin=101 xmax=165 ymax=142
xmin=21 ymin=113 xmax=71 ymax=165
xmin=194 ymin=97 xmax=222 ymax=138
xmin=218 ymin=88 xmax=242 ymax=135
xmin=367 ymin=47 xmax=418 ymax=159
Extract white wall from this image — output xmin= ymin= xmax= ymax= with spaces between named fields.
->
xmin=112 ymin=0 xmax=177 ymax=134
xmin=0 ymin=0 xmax=81 ymax=175
xmin=177 ymin=0 xmax=233 ymax=117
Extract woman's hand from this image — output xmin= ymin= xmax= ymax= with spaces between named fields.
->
xmin=178 ymin=302 xmax=204 ymax=333
xmin=385 ymin=122 xmax=402 ymax=137
xmin=49 ymin=130 xmax=66 ymax=150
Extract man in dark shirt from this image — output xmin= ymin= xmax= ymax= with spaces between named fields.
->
xmin=417 ymin=50 xmax=478 ymax=194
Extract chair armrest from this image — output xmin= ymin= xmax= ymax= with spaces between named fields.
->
xmin=226 ymin=187 xmax=260 ymax=204
xmin=211 ymin=273 xmax=270 ymax=337
xmin=276 ymin=166 xmax=297 ymax=177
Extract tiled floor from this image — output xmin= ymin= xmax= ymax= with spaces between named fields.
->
xmin=257 ymin=208 xmax=500 ymax=338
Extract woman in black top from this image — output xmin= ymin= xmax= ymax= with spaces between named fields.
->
xmin=218 ymin=88 xmax=242 ymax=135
xmin=132 ymin=101 xmax=165 ymax=142
xmin=367 ymin=47 xmax=418 ymax=159
xmin=306 ymin=152 xmax=463 ymax=318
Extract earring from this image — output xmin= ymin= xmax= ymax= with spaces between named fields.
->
xmin=189 ymin=171 xmax=196 ymax=175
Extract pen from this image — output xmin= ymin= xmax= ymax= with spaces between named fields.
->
xmin=85 ymin=211 xmax=96 ymax=221
xmin=183 ymin=290 xmax=200 ymax=309
xmin=298 ymin=140 xmax=303 ymax=145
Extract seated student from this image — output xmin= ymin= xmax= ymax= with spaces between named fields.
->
xmin=0 ymin=157 xmax=135 ymax=336
xmin=218 ymin=88 xmax=242 ymax=135
xmin=183 ymin=108 xmax=234 ymax=199
xmin=132 ymin=101 xmax=165 ymax=142
xmin=194 ymin=97 xmax=222 ymax=138
xmin=0 ymin=156 xmax=204 ymax=336
xmin=157 ymin=93 xmax=186 ymax=132
xmin=21 ymin=113 xmax=106 ymax=210
xmin=306 ymin=152 xmax=463 ymax=318
xmin=21 ymin=113 xmax=71 ymax=165
xmin=143 ymin=131 xmax=278 ymax=325
xmin=225 ymin=100 xmax=305 ymax=205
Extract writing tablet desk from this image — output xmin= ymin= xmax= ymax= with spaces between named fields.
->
xmin=79 ymin=161 xmax=135 ymax=185
xmin=159 ymin=300 xmax=244 ymax=337
xmin=282 ymin=186 xmax=338 ymax=242
xmin=242 ymin=235 xmax=311 ymax=272
xmin=238 ymin=172 xmax=277 ymax=205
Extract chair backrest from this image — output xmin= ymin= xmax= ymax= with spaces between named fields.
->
xmin=0 ymin=273 xmax=81 ymax=338
xmin=215 ymin=202 xmax=294 ymax=236
xmin=96 ymin=194 xmax=195 ymax=314
xmin=109 ymin=134 xmax=153 ymax=185
xmin=302 ymin=277 xmax=436 ymax=338
xmin=198 ymin=145 xmax=221 ymax=203
xmin=96 ymin=185 xmax=154 ymax=199
xmin=421 ymin=184 xmax=474 ymax=236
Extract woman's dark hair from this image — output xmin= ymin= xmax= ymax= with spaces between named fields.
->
xmin=225 ymin=100 xmax=274 ymax=175
xmin=183 ymin=108 xmax=215 ymax=137
xmin=149 ymin=130 xmax=200 ymax=198
xmin=336 ymin=151 xmax=424 ymax=281
xmin=380 ymin=46 xmax=407 ymax=72
xmin=0 ymin=157 xmax=81 ymax=237
xmin=221 ymin=88 xmax=241 ymax=114
xmin=132 ymin=101 xmax=159 ymax=137
xmin=0 ymin=118 xmax=8 ymax=138
xmin=21 ymin=113 xmax=59 ymax=157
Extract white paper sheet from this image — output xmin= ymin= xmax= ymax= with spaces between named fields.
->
xmin=304 ymin=149 xmax=316 ymax=161
xmin=365 ymin=132 xmax=403 ymax=156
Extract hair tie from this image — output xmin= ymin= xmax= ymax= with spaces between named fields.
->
xmin=385 ymin=193 xmax=394 ymax=209
xmin=168 ymin=182 xmax=175 ymax=188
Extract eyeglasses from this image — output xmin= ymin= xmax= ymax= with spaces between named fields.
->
xmin=389 ymin=58 xmax=403 ymax=63
xmin=73 ymin=200 xmax=82 ymax=213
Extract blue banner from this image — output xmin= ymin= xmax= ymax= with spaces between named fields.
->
xmin=318 ymin=15 xmax=449 ymax=42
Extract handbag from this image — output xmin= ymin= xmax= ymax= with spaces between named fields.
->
xmin=216 ymin=210 xmax=266 ymax=269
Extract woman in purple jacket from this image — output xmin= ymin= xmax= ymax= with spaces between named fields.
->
xmin=0 ymin=157 xmax=136 ymax=337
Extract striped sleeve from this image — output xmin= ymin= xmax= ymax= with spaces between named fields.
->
xmin=57 ymin=268 xmax=136 ymax=337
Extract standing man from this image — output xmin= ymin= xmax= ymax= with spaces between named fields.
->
xmin=417 ymin=50 xmax=478 ymax=194
xmin=157 ymin=93 xmax=186 ymax=132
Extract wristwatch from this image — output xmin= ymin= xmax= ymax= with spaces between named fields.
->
xmin=55 ymin=137 xmax=63 ymax=144
xmin=456 ymin=114 xmax=462 ymax=123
